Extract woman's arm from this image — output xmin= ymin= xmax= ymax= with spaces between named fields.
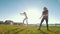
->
xmin=39 ymin=14 xmax=43 ymax=19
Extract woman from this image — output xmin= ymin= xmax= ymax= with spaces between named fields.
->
xmin=20 ymin=12 xmax=28 ymax=26
xmin=38 ymin=7 xmax=49 ymax=30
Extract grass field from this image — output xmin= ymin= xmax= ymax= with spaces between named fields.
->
xmin=0 ymin=24 xmax=60 ymax=34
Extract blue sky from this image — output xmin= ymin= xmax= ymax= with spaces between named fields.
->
xmin=0 ymin=0 xmax=60 ymax=24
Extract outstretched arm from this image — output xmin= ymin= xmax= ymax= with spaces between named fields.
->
xmin=20 ymin=13 xmax=24 ymax=15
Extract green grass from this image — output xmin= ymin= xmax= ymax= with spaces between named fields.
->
xmin=0 ymin=24 xmax=60 ymax=34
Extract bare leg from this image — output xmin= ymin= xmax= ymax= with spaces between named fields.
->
xmin=23 ymin=18 xmax=26 ymax=25
xmin=26 ymin=19 xmax=28 ymax=26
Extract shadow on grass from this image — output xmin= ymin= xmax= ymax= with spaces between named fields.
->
xmin=39 ymin=30 xmax=48 ymax=34
xmin=47 ymin=29 xmax=53 ymax=32
xmin=4 ymin=28 xmax=19 ymax=34
xmin=14 ymin=28 xmax=27 ymax=34
xmin=55 ymin=31 xmax=60 ymax=34
xmin=39 ymin=29 xmax=58 ymax=34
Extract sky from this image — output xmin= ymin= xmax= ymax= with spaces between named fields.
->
xmin=0 ymin=0 xmax=60 ymax=24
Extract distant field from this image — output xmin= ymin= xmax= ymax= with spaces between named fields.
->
xmin=0 ymin=24 xmax=60 ymax=34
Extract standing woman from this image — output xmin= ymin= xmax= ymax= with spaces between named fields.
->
xmin=38 ymin=7 xmax=49 ymax=30
xmin=20 ymin=12 xmax=28 ymax=26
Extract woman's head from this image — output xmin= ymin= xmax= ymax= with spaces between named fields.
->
xmin=43 ymin=7 xmax=48 ymax=11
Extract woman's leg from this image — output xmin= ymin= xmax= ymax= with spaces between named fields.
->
xmin=45 ymin=18 xmax=49 ymax=30
xmin=38 ymin=18 xmax=44 ymax=30
xmin=23 ymin=18 xmax=26 ymax=24
xmin=26 ymin=19 xmax=28 ymax=26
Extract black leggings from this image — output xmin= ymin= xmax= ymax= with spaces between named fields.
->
xmin=39 ymin=18 xmax=48 ymax=29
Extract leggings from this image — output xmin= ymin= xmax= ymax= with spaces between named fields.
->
xmin=39 ymin=18 xmax=48 ymax=29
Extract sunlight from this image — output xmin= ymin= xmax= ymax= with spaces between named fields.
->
xmin=23 ymin=8 xmax=41 ymax=24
